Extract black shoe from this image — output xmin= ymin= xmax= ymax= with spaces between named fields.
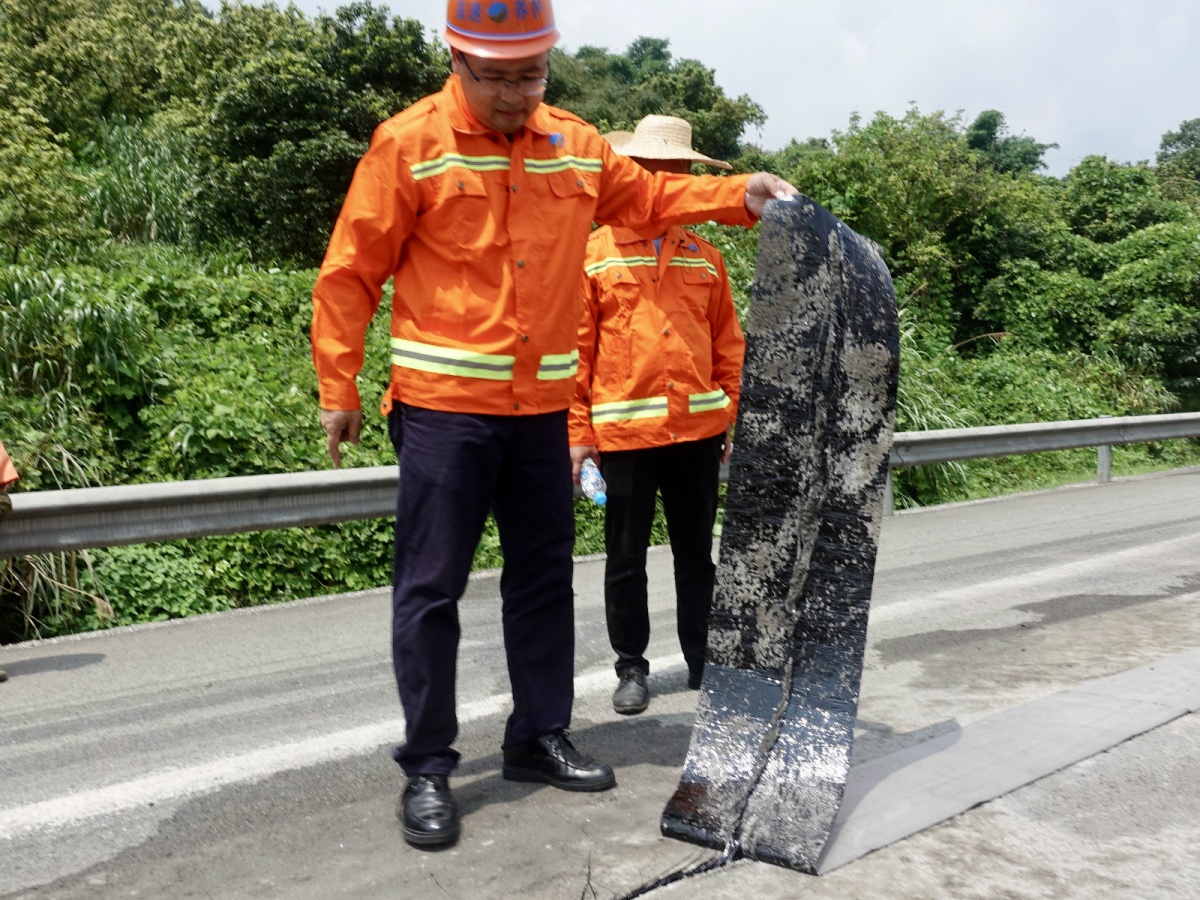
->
xmin=502 ymin=730 xmax=616 ymax=792
xmin=399 ymin=775 xmax=459 ymax=847
xmin=612 ymin=669 xmax=649 ymax=714
xmin=687 ymin=665 xmax=704 ymax=690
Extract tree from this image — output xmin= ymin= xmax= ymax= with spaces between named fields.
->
xmin=188 ymin=2 xmax=447 ymax=264
xmin=1157 ymin=117 xmax=1200 ymax=202
xmin=0 ymin=0 xmax=211 ymax=145
xmin=546 ymin=37 xmax=765 ymax=162
xmin=965 ymin=110 xmax=1057 ymax=175
xmin=1062 ymin=155 xmax=1186 ymax=244
xmin=0 ymin=104 xmax=95 ymax=263
xmin=779 ymin=107 xmax=1065 ymax=350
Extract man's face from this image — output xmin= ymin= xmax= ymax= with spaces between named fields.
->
xmin=453 ymin=51 xmax=549 ymax=135
xmin=631 ymin=158 xmax=693 ymax=175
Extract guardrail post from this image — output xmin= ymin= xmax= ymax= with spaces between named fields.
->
xmin=883 ymin=469 xmax=894 ymax=516
xmin=1097 ymin=415 xmax=1112 ymax=484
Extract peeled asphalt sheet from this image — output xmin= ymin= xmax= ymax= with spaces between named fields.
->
xmin=3 ymin=470 xmax=1200 ymax=898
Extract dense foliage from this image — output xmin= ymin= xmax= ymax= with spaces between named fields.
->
xmin=2 ymin=1 xmax=1198 ymax=641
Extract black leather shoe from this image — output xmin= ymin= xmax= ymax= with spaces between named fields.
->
xmin=502 ymin=730 xmax=616 ymax=792
xmin=612 ymin=670 xmax=649 ymax=714
xmin=687 ymin=665 xmax=704 ymax=690
xmin=399 ymin=775 xmax=459 ymax=847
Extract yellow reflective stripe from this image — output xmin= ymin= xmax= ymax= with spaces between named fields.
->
xmin=390 ymin=338 xmax=515 ymax=381
xmin=584 ymin=256 xmax=716 ymax=278
xmin=668 ymin=257 xmax=719 ymax=277
xmin=688 ymin=389 xmax=731 ymax=413
xmin=524 ymin=156 xmax=603 ymax=174
xmin=537 ymin=350 xmax=579 ymax=381
xmin=584 ymin=256 xmax=657 ymax=277
xmin=410 ymin=154 xmax=512 ymax=181
xmin=591 ymin=396 xmax=669 ymax=424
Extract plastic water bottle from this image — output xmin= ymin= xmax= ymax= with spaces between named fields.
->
xmin=579 ymin=458 xmax=607 ymax=506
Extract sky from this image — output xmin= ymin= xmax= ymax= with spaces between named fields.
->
xmin=254 ymin=0 xmax=1199 ymax=176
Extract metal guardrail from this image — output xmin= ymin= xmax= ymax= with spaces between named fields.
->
xmin=885 ymin=412 xmax=1200 ymax=468
xmin=879 ymin=411 xmax=1200 ymax=515
xmin=2 ymin=412 xmax=1199 ymax=558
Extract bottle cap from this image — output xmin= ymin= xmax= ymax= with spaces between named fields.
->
xmin=593 ymin=492 xmax=607 ymax=506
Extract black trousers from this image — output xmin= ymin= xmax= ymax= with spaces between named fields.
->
xmin=600 ymin=431 xmax=724 ymax=679
xmin=388 ymin=404 xmax=576 ymax=777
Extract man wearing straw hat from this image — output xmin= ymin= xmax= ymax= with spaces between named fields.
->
xmin=569 ymin=115 xmax=745 ymax=715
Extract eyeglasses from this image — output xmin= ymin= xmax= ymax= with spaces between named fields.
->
xmin=459 ymin=53 xmax=548 ymax=98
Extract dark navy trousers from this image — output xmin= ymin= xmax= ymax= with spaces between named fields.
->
xmin=600 ymin=431 xmax=724 ymax=679
xmin=388 ymin=404 xmax=576 ymax=777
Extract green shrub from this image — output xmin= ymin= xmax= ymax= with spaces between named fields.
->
xmin=136 ymin=329 xmax=327 ymax=480
xmin=70 ymin=521 xmax=395 ymax=635
xmin=892 ymin=344 xmax=1186 ymax=507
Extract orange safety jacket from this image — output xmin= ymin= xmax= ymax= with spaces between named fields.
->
xmin=568 ymin=226 xmax=745 ymax=452
xmin=311 ymin=75 xmax=754 ymax=417
xmin=0 ymin=440 xmax=17 ymax=488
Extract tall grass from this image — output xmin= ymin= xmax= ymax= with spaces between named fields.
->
xmin=891 ymin=308 xmax=976 ymax=506
xmin=86 ymin=118 xmax=196 ymax=245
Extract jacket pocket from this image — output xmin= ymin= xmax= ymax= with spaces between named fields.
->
xmin=424 ymin=172 xmax=492 ymax=250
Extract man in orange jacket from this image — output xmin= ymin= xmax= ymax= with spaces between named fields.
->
xmin=569 ymin=116 xmax=745 ymax=715
xmin=312 ymin=0 xmax=797 ymax=848
xmin=0 ymin=439 xmax=17 ymax=684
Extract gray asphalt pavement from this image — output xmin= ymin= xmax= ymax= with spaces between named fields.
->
xmin=2 ymin=467 xmax=1199 ymax=899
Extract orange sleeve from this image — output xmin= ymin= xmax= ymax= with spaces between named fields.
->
xmin=593 ymin=141 xmax=754 ymax=236
xmin=568 ymin=270 xmax=601 ymax=447
xmin=0 ymin=440 xmax=17 ymax=488
xmin=311 ymin=126 xmax=419 ymax=411
xmin=708 ymin=250 xmax=746 ymax=424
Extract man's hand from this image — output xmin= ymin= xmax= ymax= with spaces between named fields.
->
xmin=320 ymin=408 xmax=362 ymax=468
xmin=745 ymin=172 xmax=799 ymax=218
xmin=570 ymin=444 xmax=600 ymax=485
xmin=720 ymin=424 xmax=734 ymax=464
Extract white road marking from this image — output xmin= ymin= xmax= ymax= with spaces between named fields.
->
xmin=0 ymin=654 xmax=684 ymax=840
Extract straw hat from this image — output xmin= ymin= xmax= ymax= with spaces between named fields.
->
xmin=603 ymin=115 xmax=731 ymax=170
xmin=602 ymin=130 xmax=634 ymax=151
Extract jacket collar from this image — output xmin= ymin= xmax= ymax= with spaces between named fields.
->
xmin=611 ymin=225 xmax=688 ymax=246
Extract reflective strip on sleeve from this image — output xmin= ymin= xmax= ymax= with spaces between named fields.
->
xmin=390 ymin=338 xmax=515 ymax=380
xmin=688 ymin=389 xmax=731 ymax=414
xmin=590 ymin=396 xmax=669 ymax=424
xmin=584 ymin=256 xmax=657 ymax=277
xmin=524 ymin=156 xmax=604 ymax=174
xmin=537 ymin=350 xmax=579 ymax=381
xmin=410 ymin=154 xmax=512 ymax=181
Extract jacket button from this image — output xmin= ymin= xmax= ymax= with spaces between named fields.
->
xmin=511 ymin=185 xmax=519 ymax=193
xmin=520 ymin=334 xmax=529 ymax=342
xmin=576 ymin=179 xmax=584 ymax=187
xmin=513 ymin=403 xmax=521 ymax=411
xmin=662 ymin=328 xmax=670 ymax=336
xmin=671 ymin=433 xmax=678 ymax=440
xmin=667 ymin=382 xmax=674 ymax=389
xmin=456 ymin=181 xmax=464 ymax=190
xmin=516 ymin=260 xmax=525 ymax=268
